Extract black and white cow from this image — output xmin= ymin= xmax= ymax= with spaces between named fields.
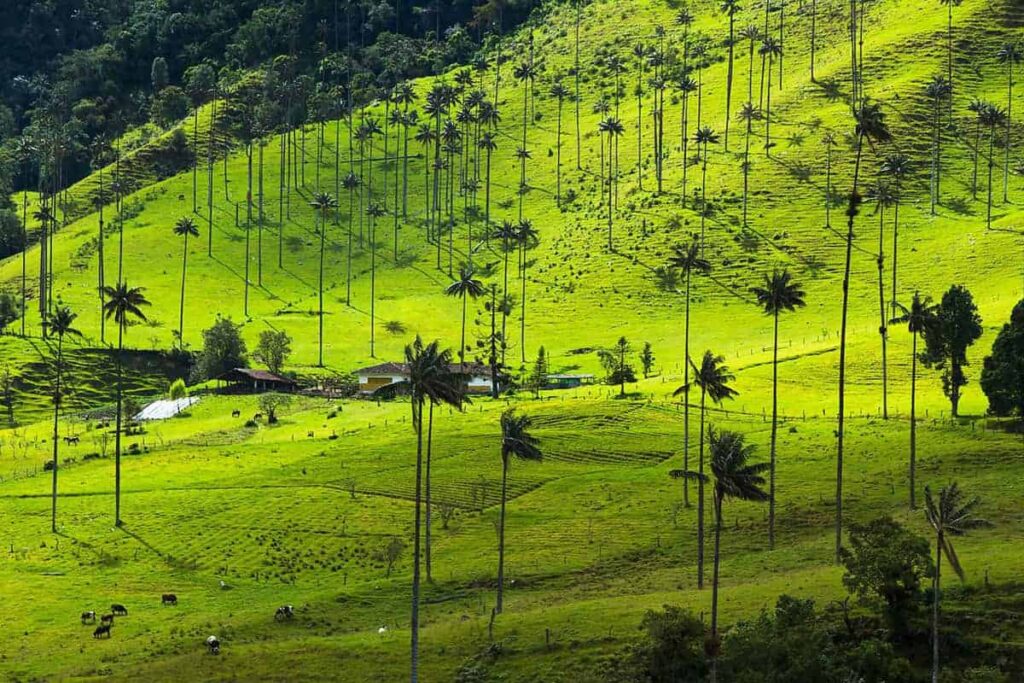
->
xmin=274 ymin=605 xmax=294 ymax=621
xmin=206 ymin=635 xmax=220 ymax=654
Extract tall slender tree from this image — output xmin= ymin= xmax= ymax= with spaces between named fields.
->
xmin=939 ymin=0 xmax=962 ymax=118
xmin=101 ymin=283 xmax=150 ymax=527
xmin=924 ymin=483 xmax=990 ymax=683
xmin=997 ymin=43 xmax=1021 ymax=202
xmin=837 ymin=100 xmax=892 ymax=562
xmin=695 ymin=126 xmax=720 ymax=250
xmin=45 ymin=306 xmax=81 ymax=532
xmin=891 ymin=293 xmax=937 ymax=509
xmin=925 ymin=76 xmax=951 ymax=215
xmin=310 ymin=193 xmax=338 ymax=366
xmin=496 ymin=408 xmax=542 ymax=614
xmin=751 ymin=269 xmax=806 ymax=549
xmin=980 ymin=104 xmax=1008 ymax=229
xmin=668 ymin=238 xmax=711 ymax=509
xmin=550 ymin=82 xmax=570 ymax=205
xmin=172 ymin=218 xmax=199 ymax=348
xmin=721 ymin=0 xmax=741 ymax=152
xmin=738 ymin=102 xmax=762 ymax=228
xmin=881 ymin=153 xmax=910 ymax=317
xmin=674 ymin=351 xmax=738 ymax=589
xmin=444 ymin=266 xmax=486 ymax=364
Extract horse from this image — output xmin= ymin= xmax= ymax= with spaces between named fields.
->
xmin=274 ymin=605 xmax=294 ymax=621
xmin=93 ymin=624 xmax=111 ymax=638
xmin=161 ymin=593 xmax=177 ymax=606
xmin=63 ymin=436 xmax=80 ymax=445
xmin=111 ymin=604 xmax=128 ymax=616
xmin=81 ymin=611 xmax=96 ymax=624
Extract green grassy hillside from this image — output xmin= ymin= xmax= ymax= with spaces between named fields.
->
xmin=2 ymin=0 xmax=1024 ymax=679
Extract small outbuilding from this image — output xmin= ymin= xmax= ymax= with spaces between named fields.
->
xmin=545 ymin=374 xmax=595 ymax=390
xmin=354 ymin=362 xmax=497 ymax=395
xmin=218 ymin=368 xmax=298 ymax=393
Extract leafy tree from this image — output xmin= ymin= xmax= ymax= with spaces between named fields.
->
xmin=675 ymin=429 xmax=768 ymax=680
xmin=172 ymin=217 xmax=199 ymax=348
xmin=0 ymin=364 xmax=14 ymax=427
xmin=45 ymin=305 xmax=81 ymax=532
xmin=892 ymin=292 xmax=938 ymax=508
xmin=921 ymin=285 xmax=983 ymax=417
xmin=840 ymin=517 xmax=933 ymax=640
xmin=151 ymin=86 xmax=190 ymax=127
xmin=496 ymin=408 xmax=542 ymax=614
xmin=640 ymin=342 xmax=655 ymax=378
xmin=674 ymin=351 xmax=737 ymax=589
xmin=168 ymin=378 xmax=188 ymax=400
xmin=619 ymin=605 xmax=708 ymax=682
xmin=668 ymin=238 xmax=711 ymax=508
xmin=101 ymin=282 xmax=150 ymax=526
xmin=0 ymin=291 xmax=20 ymax=333
xmin=445 ymin=265 xmax=486 ymax=364
xmin=382 ymin=537 xmax=405 ymax=577
xmin=151 ymin=56 xmax=169 ymax=92
xmin=254 ymin=330 xmax=292 ymax=375
xmin=924 ymin=483 xmax=991 ymax=683
xmin=980 ymin=300 xmax=1024 ymax=417
xmin=751 ymin=269 xmax=806 ymax=548
xmin=257 ymin=392 xmax=291 ymax=424
xmin=599 ymin=337 xmax=637 ymax=397
xmin=526 ymin=346 xmax=548 ymax=398
xmin=194 ymin=317 xmax=248 ymax=382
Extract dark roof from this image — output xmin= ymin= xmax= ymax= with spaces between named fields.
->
xmin=221 ymin=368 xmax=297 ymax=384
xmin=355 ymin=362 xmax=492 ymax=377
xmin=355 ymin=362 xmax=409 ymax=375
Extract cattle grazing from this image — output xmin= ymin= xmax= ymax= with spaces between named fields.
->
xmin=63 ymin=436 xmax=80 ymax=445
xmin=206 ymin=635 xmax=220 ymax=654
xmin=231 ymin=409 xmax=241 ymax=418
xmin=81 ymin=611 xmax=96 ymax=624
xmin=161 ymin=593 xmax=177 ymax=606
xmin=93 ymin=624 xmax=111 ymax=638
xmin=100 ymin=614 xmax=114 ymax=626
xmin=111 ymin=604 xmax=128 ymax=616
xmin=252 ymin=413 xmax=263 ymax=421
xmin=306 ymin=431 xmax=314 ymax=438
xmin=274 ymin=605 xmax=294 ymax=621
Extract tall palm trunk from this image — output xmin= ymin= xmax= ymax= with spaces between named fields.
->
xmin=179 ymin=231 xmax=189 ymax=347
xmin=318 ymin=207 xmax=326 ymax=366
xmin=710 ymin=491 xmax=724 ymax=683
xmin=574 ymin=0 xmax=582 ymax=169
xmin=681 ymin=91 xmax=690 ymax=206
xmin=114 ymin=322 xmax=123 ymax=527
xmin=932 ymin=531 xmax=943 ymax=683
xmin=556 ymin=98 xmax=563 ymax=204
xmin=890 ymin=180 xmax=901 ymax=317
xmin=683 ymin=270 xmax=692 ymax=508
xmin=410 ymin=396 xmax=424 ymax=682
xmin=697 ymin=387 xmax=707 ymax=589
xmin=51 ymin=334 xmax=63 ymax=532
xmin=768 ymin=310 xmax=779 ymax=549
xmin=765 ymin=57 xmax=773 ymax=156
xmin=910 ymin=331 xmax=918 ymax=509
xmin=877 ymin=202 xmax=888 ymax=419
xmin=244 ymin=145 xmax=253 ymax=317
xmin=986 ymin=123 xmax=996 ymax=229
xmin=496 ymin=453 xmax=509 ymax=613
xmin=810 ymin=0 xmax=818 ymax=82
xmin=425 ymin=402 xmax=435 ymax=582
xmin=700 ymin=141 xmax=709 ymax=248
xmin=1004 ymin=63 xmax=1014 ymax=202
xmin=724 ymin=15 xmax=735 ymax=151
xmin=97 ymin=176 xmax=105 ymax=343
xmin=837 ymin=132 xmax=866 ymax=562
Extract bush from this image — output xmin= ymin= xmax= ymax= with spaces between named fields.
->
xmin=168 ymin=378 xmax=188 ymax=400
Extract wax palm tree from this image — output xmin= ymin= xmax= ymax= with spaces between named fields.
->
xmin=674 ymin=351 xmax=738 ymax=589
xmin=924 ymin=483 xmax=990 ymax=683
xmin=751 ymin=270 xmax=805 ymax=549
xmin=668 ymin=238 xmax=711 ymax=508
xmin=939 ymin=0 xmax=963 ymax=117
xmin=394 ymin=82 xmax=418 ymax=216
xmin=550 ymin=81 xmax=570 ymax=205
xmin=674 ymin=429 xmax=768 ymax=682
xmin=880 ymin=153 xmax=910 ymax=317
xmin=342 ymin=172 xmax=360 ymax=305
xmin=101 ymin=283 xmax=150 ymax=527
xmin=868 ymin=180 xmax=896 ymax=422
xmin=837 ymin=100 xmax=891 ymax=561
xmin=513 ymin=55 xmax=536 ymax=218
xmin=997 ymin=43 xmax=1021 ymax=202
xmin=695 ymin=126 xmax=720 ymax=249
xmin=925 ymin=76 xmax=951 ymax=214
xmin=479 ymin=132 xmax=498 ymax=226
xmin=632 ymin=43 xmax=649 ymax=190
xmin=980 ymin=103 xmax=1008 ymax=229
xmin=496 ymin=408 xmax=543 ymax=614
xmin=599 ymin=116 xmax=625 ymax=248
xmin=967 ymin=98 xmax=988 ymax=200
xmin=171 ymin=217 xmax=199 ymax=348
xmin=677 ymin=76 xmax=698 ymax=206
xmin=310 ymin=192 xmax=338 ymax=366
xmin=759 ymin=37 xmax=782 ymax=155
xmin=738 ymin=102 xmax=762 ymax=228
xmin=445 ymin=265 xmax=486 ymax=364
xmin=367 ymin=202 xmax=387 ymax=357
xmin=721 ymin=0 xmax=741 ymax=151
xmin=45 ymin=305 xmax=81 ymax=532
xmin=740 ymin=25 xmax=762 ymax=104
xmin=516 ymin=219 xmax=539 ymax=363
xmin=891 ymin=293 xmax=937 ymax=509
xmin=399 ymin=337 xmax=464 ymax=682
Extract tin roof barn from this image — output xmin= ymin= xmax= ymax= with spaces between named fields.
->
xmin=217 ymin=368 xmax=298 ymax=393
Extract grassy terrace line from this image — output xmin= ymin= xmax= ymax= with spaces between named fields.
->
xmin=1 ymin=0 xmax=1024 ymax=680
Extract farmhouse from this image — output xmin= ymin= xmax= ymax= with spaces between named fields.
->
xmin=355 ymin=362 xmax=496 ymax=395
xmin=218 ymin=368 xmax=298 ymax=393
